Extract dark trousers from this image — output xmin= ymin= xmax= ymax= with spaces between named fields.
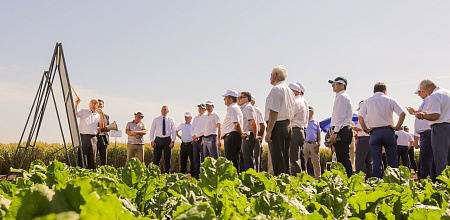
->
xmin=224 ymin=132 xmax=241 ymax=172
xmin=397 ymin=145 xmax=409 ymax=168
xmin=268 ymin=120 xmax=291 ymax=176
xmin=334 ymin=126 xmax=353 ymax=178
xmin=290 ymin=127 xmax=305 ymax=176
xmin=180 ymin=142 xmax=194 ymax=174
xmin=78 ymin=134 xmax=98 ymax=170
xmin=431 ymin=123 xmax=450 ymax=177
xmin=355 ymin=136 xmax=372 ymax=178
xmin=240 ymin=133 xmax=257 ymax=172
xmin=419 ymin=130 xmax=435 ymax=180
xmin=408 ymin=146 xmax=418 ymax=172
xmin=192 ymin=136 xmax=204 ymax=179
xmin=153 ymin=137 xmax=172 ymax=174
xmin=370 ymin=127 xmax=398 ymax=178
xmin=97 ymin=135 xmax=108 ymax=166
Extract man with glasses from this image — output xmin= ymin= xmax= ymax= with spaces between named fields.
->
xmin=125 ymin=112 xmax=147 ymax=163
xmin=238 ymin=91 xmax=259 ymax=172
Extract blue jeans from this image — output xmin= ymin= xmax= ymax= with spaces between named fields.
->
xmin=419 ymin=130 xmax=435 ymax=180
xmin=431 ymin=123 xmax=450 ymax=177
xmin=370 ymin=127 xmax=398 ymax=178
xmin=397 ymin=145 xmax=409 ymax=168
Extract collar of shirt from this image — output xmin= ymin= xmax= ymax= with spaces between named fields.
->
xmin=432 ymin=87 xmax=441 ymax=94
xmin=240 ymin=102 xmax=251 ymax=109
xmin=275 ymin=81 xmax=284 ymax=86
xmin=228 ymin=102 xmax=238 ymax=109
xmin=335 ymin=90 xmax=346 ymax=97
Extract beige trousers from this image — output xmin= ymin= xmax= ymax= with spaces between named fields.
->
xmin=127 ymin=143 xmax=145 ymax=163
xmin=303 ymin=142 xmax=321 ymax=180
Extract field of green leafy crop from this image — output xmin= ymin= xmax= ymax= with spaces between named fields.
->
xmin=0 ymin=157 xmax=448 ymax=219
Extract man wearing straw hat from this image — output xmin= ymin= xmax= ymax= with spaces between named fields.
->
xmin=125 ymin=112 xmax=147 ymax=163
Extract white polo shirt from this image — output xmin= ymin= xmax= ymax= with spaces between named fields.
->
xmin=427 ymin=87 xmax=450 ymax=125
xmin=203 ymin=111 xmax=221 ymax=136
xmin=358 ymin=92 xmax=404 ymax=129
xmin=241 ymin=102 xmax=257 ymax=133
xmin=191 ymin=113 xmax=206 ymax=137
xmin=254 ymin=106 xmax=265 ymax=126
xmin=176 ymin=122 xmax=193 ymax=143
xmin=265 ymin=81 xmax=296 ymax=121
xmin=396 ymin=130 xmax=413 ymax=146
xmin=414 ymin=96 xmax=431 ymax=135
xmin=222 ymin=103 xmax=243 ymax=137
xmin=330 ymin=90 xmax=353 ymax=133
xmin=291 ymin=95 xmax=309 ymax=129
xmin=150 ymin=115 xmax=176 ymax=142
xmin=77 ymin=109 xmax=100 ymax=135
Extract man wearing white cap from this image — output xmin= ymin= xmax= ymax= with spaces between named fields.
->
xmin=251 ymin=95 xmax=265 ymax=172
xmin=203 ymin=100 xmax=222 ymax=159
xmin=295 ymin=82 xmax=308 ymax=172
xmin=265 ymin=65 xmax=296 ymax=176
xmin=415 ymin=79 xmax=450 ymax=178
xmin=221 ymin=89 xmax=244 ymax=171
xmin=358 ymin=82 xmax=405 ymax=178
xmin=407 ymin=87 xmax=434 ymax=180
xmin=238 ymin=91 xmax=259 ymax=172
xmin=191 ymin=103 xmax=207 ymax=179
xmin=176 ymin=112 xmax=194 ymax=175
xmin=150 ymin=105 xmax=176 ymax=174
xmin=328 ymin=76 xmax=354 ymax=177
xmin=288 ymin=83 xmax=308 ymax=176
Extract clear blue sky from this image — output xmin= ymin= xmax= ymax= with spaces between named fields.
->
xmin=1 ymin=1 xmax=450 ymax=144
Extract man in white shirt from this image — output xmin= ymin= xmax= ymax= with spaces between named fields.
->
xmin=404 ymin=126 xmax=418 ymax=173
xmin=328 ymin=76 xmax=353 ymax=177
xmin=251 ymin=95 xmax=265 ymax=172
xmin=265 ymin=65 xmax=295 ymax=176
xmin=295 ymin=82 xmax=308 ymax=172
xmin=203 ymin=100 xmax=222 ymax=159
xmin=150 ymin=105 xmax=176 ymax=174
xmin=358 ymin=82 xmax=406 ymax=178
xmin=75 ymin=97 xmax=104 ymax=169
xmin=407 ymin=87 xmax=434 ymax=180
xmin=221 ymin=90 xmax=244 ymax=171
xmin=125 ymin=112 xmax=147 ymax=163
xmin=288 ymin=83 xmax=308 ymax=176
xmin=238 ymin=91 xmax=259 ymax=172
xmin=396 ymin=126 xmax=413 ymax=169
xmin=190 ymin=103 xmax=207 ymax=179
xmin=415 ymin=79 xmax=450 ymax=178
xmin=352 ymin=101 xmax=372 ymax=179
xmin=176 ymin=112 xmax=194 ymax=175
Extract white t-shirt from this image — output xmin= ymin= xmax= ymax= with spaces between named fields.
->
xmin=427 ymin=87 xmax=450 ymax=125
xmin=358 ymin=92 xmax=404 ymax=129
xmin=265 ymin=81 xmax=296 ymax=121
xmin=176 ymin=123 xmax=193 ymax=142
xmin=396 ymin=130 xmax=413 ymax=146
xmin=77 ymin=109 xmax=100 ymax=135
xmin=222 ymin=103 xmax=243 ymax=137
xmin=203 ymin=111 xmax=221 ymax=136
xmin=291 ymin=95 xmax=309 ymax=128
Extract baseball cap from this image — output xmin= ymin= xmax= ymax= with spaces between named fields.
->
xmin=414 ymin=87 xmax=420 ymax=94
xmin=206 ymin=100 xmax=214 ymax=106
xmin=185 ymin=112 xmax=192 ymax=117
xmin=308 ymin=106 xmax=314 ymax=111
xmin=328 ymin=76 xmax=348 ymax=85
xmin=197 ymin=103 xmax=206 ymax=108
xmin=251 ymin=95 xmax=256 ymax=102
xmin=288 ymin=83 xmax=300 ymax=92
xmin=297 ymin=82 xmax=306 ymax=93
xmin=134 ymin=112 xmax=144 ymax=117
xmin=222 ymin=89 xmax=239 ymax=98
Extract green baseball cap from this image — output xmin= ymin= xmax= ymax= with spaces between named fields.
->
xmin=328 ymin=76 xmax=348 ymax=85
xmin=197 ymin=104 xmax=206 ymax=108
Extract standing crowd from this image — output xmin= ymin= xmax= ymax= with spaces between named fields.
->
xmin=74 ymin=66 xmax=450 ymax=180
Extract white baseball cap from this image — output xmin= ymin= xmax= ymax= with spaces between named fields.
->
xmin=185 ymin=112 xmax=192 ymax=117
xmin=297 ymin=82 xmax=306 ymax=93
xmin=414 ymin=87 xmax=420 ymax=94
xmin=222 ymin=89 xmax=239 ymax=98
xmin=288 ymin=83 xmax=300 ymax=92
xmin=206 ymin=100 xmax=214 ymax=106
xmin=251 ymin=95 xmax=256 ymax=102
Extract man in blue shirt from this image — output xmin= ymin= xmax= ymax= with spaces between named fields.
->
xmin=303 ymin=106 xmax=321 ymax=180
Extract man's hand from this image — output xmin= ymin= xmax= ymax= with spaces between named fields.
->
xmin=151 ymin=142 xmax=156 ymax=147
xmin=331 ymin=145 xmax=335 ymax=152
xmin=201 ymin=139 xmax=204 ymax=147
xmin=315 ymin=145 xmax=320 ymax=154
xmin=265 ymin=133 xmax=272 ymax=144
xmin=392 ymin=125 xmax=401 ymax=131
xmin=169 ymin=142 xmax=174 ymax=148
xmin=97 ymin=108 xmax=103 ymax=115
xmin=134 ymin=134 xmax=141 ymax=139
xmin=406 ymin=107 xmax=416 ymax=115
xmin=415 ymin=112 xmax=425 ymax=120
xmin=193 ymin=135 xmax=198 ymax=142
xmin=217 ymin=139 xmax=221 ymax=148
xmin=330 ymin=133 xmax=338 ymax=143
xmin=256 ymin=136 xmax=263 ymax=143
xmin=75 ymin=97 xmax=81 ymax=105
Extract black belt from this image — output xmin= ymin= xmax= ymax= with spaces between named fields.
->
xmin=204 ymin=134 xmax=217 ymax=138
xmin=156 ymin=136 xmax=170 ymax=139
xmin=431 ymin=122 xmax=450 ymax=128
xmin=306 ymin=141 xmax=317 ymax=144
xmin=182 ymin=141 xmax=193 ymax=144
xmin=371 ymin=126 xmax=393 ymax=132
xmin=81 ymin=134 xmax=96 ymax=137
xmin=292 ymin=127 xmax=304 ymax=129
xmin=418 ymin=130 xmax=431 ymax=134
xmin=223 ymin=131 xmax=239 ymax=138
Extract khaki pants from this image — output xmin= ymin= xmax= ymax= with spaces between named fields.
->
xmin=303 ymin=142 xmax=321 ymax=180
xmin=127 ymin=143 xmax=145 ymax=163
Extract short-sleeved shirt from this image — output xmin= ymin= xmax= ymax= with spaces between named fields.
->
xmin=396 ymin=130 xmax=413 ymax=146
xmin=240 ymin=102 xmax=257 ymax=133
xmin=203 ymin=111 xmax=221 ymax=136
xmin=265 ymin=81 xmax=296 ymax=121
xmin=254 ymin=106 xmax=264 ymax=126
xmin=222 ymin=103 xmax=243 ymax=136
xmin=176 ymin=123 xmax=193 ymax=143
xmin=291 ymin=95 xmax=309 ymax=128
xmin=305 ymin=120 xmax=320 ymax=142
xmin=427 ymin=87 xmax=450 ymax=125
xmin=358 ymin=92 xmax=404 ymax=129
xmin=77 ymin=109 xmax=100 ymax=135
xmin=414 ymin=96 xmax=431 ymax=135
xmin=191 ymin=113 xmax=206 ymax=137
xmin=126 ymin=121 xmax=147 ymax=144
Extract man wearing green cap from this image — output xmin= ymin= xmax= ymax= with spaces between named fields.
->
xmin=191 ymin=103 xmax=207 ymax=179
xmin=328 ymin=76 xmax=354 ymax=177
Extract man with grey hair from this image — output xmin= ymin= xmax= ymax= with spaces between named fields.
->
xmin=288 ymin=83 xmax=308 ymax=176
xmin=415 ymin=79 xmax=450 ymax=177
xmin=265 ymin=65 xmax=295 ymax=176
